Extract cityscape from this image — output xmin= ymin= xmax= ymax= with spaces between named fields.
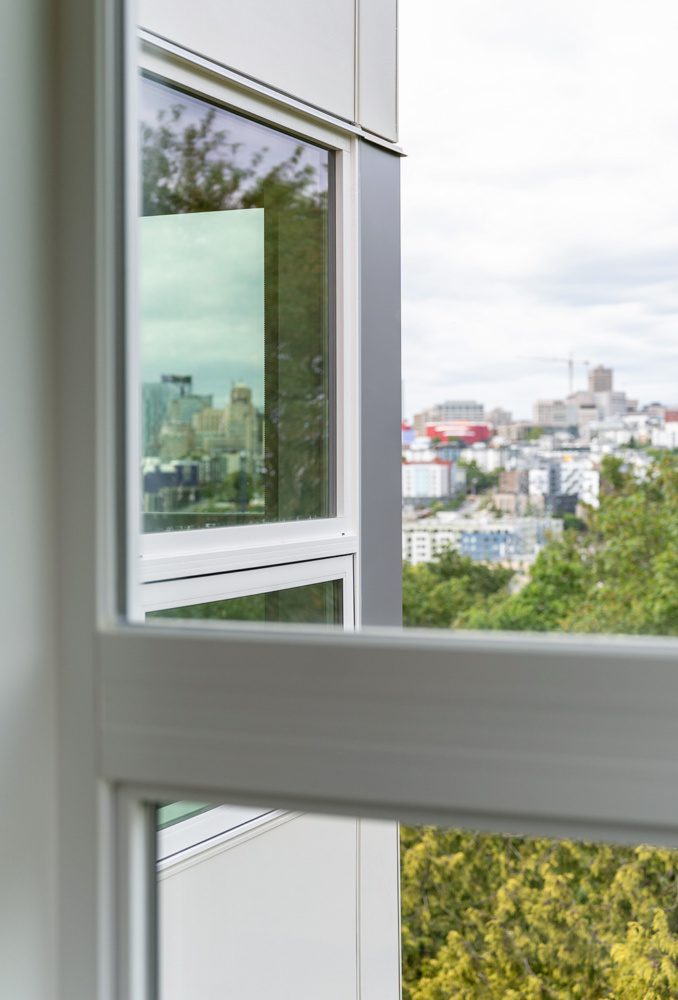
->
xmin=402 ymin=363 xmax=678 ymax=575
xmin=142 ymin=374 xmax=263 ymax=525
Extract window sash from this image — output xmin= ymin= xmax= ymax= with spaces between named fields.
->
xmin=128 ymin=45 xmax=360 ymax=604
xmin=140 ymin=554 xmax=355 ymax=627
xmin=100 ymin=625 xmax=678 ymax=847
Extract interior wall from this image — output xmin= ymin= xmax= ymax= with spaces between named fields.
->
xmin=0 ymin=1 xmax=58 ymax=997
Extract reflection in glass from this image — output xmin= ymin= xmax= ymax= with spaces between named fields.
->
xmin=139 ymin=74 xmax=333 ymax=533
xmin=147 ymin=579 xmax=343 ymax=626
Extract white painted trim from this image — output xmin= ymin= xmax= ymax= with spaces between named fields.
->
xmin=141 ymin=554 xmax=355 ymax=629
xmin=100 ymin=626 xmax=678 ymax=846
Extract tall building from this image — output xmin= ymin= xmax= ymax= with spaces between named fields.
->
xmin=414 ymin=399 xmax=484 ymax=433
xmin=223 ymin=382 xmax=260 ymax=455
xmin=588 ymin=366 xmax=613 ymax=393
xmin=488 ymin=406 xmax=512 ymax=426
xmin=534 ymin=399 xmax=569 ymax=427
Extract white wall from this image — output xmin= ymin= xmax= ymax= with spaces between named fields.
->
xmin=139 ymin=0 xmax=398 ymax=139
xmin=0 ymin=2 xmax=58 ymax=998
xmin=160 ymin=813 xmax=399 ymax=1000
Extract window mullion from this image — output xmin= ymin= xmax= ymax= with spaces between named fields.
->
xmin=99 ymin=626 xmax=678 ymax=846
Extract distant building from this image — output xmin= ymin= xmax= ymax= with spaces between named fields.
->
xmin=402 ymin=460 xmax=453 ymax=500
xmin=402 ymin=513 xmax=563 ymax=565
xmin=401 ymin=421 xmax=415 ymax=446
xmin=429 ymin=399 xmax=485 ymax=421
xmin=558 ymin=458 xmax=599 ymax=506
xmin=594 ymin=390 xmax=634 ymax=420
xmin=424 ymin=420 xmax=491 ymax=445
xmin=223 ymin=382 xmax=259 ymax=454
xmin=499 ymin=469 xmax=529 ymax=495
xmin=414 ymin=399 xmax=484 ymax=433
xmin=534 ymin=399 xmax=569 ymax=428
xmin=488 ymin=407 xmax=512 ymax=426
xmin=588 ymin=365 xmax=613 ymax=393
xmin=142 ymin=380 xmax=180 ymax=454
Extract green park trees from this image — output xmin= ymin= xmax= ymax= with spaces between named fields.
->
xmin=401 ymin=453 xmax=678 ymax=997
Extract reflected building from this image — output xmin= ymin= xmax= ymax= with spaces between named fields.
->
xmin=223 ymin=382 xmax=260 ymax=456
xmin=142 ymin=381 xmax=180 ymax=454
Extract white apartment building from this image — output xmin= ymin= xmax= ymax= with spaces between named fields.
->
xmin=559 ymin=458 xmax=600 ymax=506
xmin=534 ymin=399 xmax=569 ymax=427
xmin=528 ymin=467 xmax=551 ymax=497
xmin=402 ymin=460 xmax=453 ymax=499
xmin=402 ymin=513 xmax=563 ymax=565
xmin=459 ymin=443 xmax=509 ymax=472
xmin=652 ymin=421 xmax=678 ymax=449
xmin=425 ymin=399 xmax=484 ymax=422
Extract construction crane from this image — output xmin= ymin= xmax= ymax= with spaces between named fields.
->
xmin=530 ymin=354 xmax=590 ymax=396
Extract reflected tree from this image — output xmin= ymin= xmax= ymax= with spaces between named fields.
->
xmin=141 ymin=91 xmax=331 ymax=526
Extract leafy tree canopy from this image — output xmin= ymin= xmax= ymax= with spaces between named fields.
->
xmin=402 ymin=453 xmax=678 ymax=997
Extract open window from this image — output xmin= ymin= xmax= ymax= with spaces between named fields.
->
xmin=94 ymin=6 xmax=678 ymax=1000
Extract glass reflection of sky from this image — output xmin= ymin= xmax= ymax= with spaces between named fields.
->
xmin=140 ymin=209 xmax=265 ymax=409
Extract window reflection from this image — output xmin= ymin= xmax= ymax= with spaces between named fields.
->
xmin=139 ymin=75 xmax=333 ymax=533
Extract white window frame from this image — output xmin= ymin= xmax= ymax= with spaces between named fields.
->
xmin=129 ymin=44 xmax=361 ymax=611
xmin=94 ymin=5 xmax=678 ymax=1000
xmin=141 ymin=554 xmax=355 ymax=628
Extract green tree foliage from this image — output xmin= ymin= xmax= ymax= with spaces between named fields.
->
xmin=401 ymin=827 xmax=678 ymax=1000
xmin=458 ymin=454 xmax=678 ymax=635
xmin=402 ymin=548 xmax=512 ymax=629
xmin=459 ymin=459 xmax=500 ymax=494
xmin=402 ymin=454 xmax=678 ymax=996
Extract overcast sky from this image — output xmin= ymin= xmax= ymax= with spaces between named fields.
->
xmin=400 ymin=0 xmax=678 ymax=420
xmin=140 ymin=209 xmax=265 ymax=408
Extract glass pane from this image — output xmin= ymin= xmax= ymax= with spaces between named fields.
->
xmin=402 ymin=824 xmax=678 ymax=999
xmin=401 ymin=1 xmax=678 ymax=638
xmin=154 ymin=801 xmax=678 ymax=1000
xmin=155 ymin=805 xmax=399 ymax=1000
xmin=147 ymin=579 xmax=343 ymax=626
xmin=156 ymin=802 xmax=210 ymax=827
xmin=139 ymin=74 xmax=333 ymax=533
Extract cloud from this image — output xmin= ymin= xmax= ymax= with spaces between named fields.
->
xmin=139 ymin=208 xmax=265 ymax=407
xmin=400 ymin=0 xmax=678 ymax=418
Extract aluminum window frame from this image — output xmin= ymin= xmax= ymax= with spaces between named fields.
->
xmin=140 ymin=554 xmax=355 ymax=628
xmin=95 ymin=5 xmax=678 ymax=1000
xmin=128 ymin=43 xmax=361 ymax=616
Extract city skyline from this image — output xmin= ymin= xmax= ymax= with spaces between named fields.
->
xmin=400 ymin=0 xmax=678 ymax=420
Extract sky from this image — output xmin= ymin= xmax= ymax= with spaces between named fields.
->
xmin=140 ymin=209 xmax=265 ymax=409
xmin=399 ymin=0 xmax=678 ymax=420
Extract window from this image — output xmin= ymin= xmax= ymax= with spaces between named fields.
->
xmin=126 ymin=38 xmax=359 ymax=626
xmin=139 ymin=74 xmax=333 ymax=534
xmin=91 ymin=6 xmax=678 ymax=1000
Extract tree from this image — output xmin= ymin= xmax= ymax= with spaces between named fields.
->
xmin=401 ymin=454 xmax=678 ymax=996
xmin=401 ymin=827 xmax=678 ymax=1000
xmin=403 ymin=548 xmax=512 ymax=629
xmin=458 ymin=454 xmax=678 ymax=635
xmin=459 ymin=459 xmax=500 ymax=494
